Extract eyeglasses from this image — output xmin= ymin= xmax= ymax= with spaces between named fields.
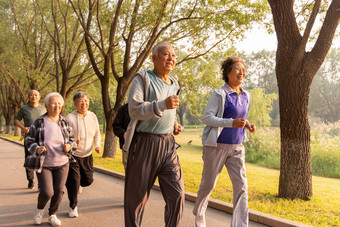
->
xmin=233 ymin=66 xmax=247 ymax=73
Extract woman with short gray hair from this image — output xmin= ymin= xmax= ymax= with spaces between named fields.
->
xmin=66 ymin=91 xmax=101 ymax=218
xmin=25 ymin=92 xmax=77 ymax=226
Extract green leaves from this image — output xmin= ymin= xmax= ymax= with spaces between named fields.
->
xmin=248 ymin=88 xmax=277 ymax=127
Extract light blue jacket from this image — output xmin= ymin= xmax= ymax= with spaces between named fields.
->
xmin=202 ymin=84 xmax=251 ymax=147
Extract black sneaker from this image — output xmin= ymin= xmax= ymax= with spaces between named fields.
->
xmin=28 ymin=180 xmax=34 ymax=189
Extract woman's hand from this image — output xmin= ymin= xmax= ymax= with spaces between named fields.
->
xmin=37 ymin=146 xmax=46 ymax=155
xmin=95 ymin=147 xmax=101 ymax=154
xmin=245 ymin=122 xmax=256 ymax=133
xmin=64 ymin=144 xmax=71 ymax=153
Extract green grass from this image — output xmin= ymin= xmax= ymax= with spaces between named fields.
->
xmin=2 ymin=131 xmax=340 ymax=226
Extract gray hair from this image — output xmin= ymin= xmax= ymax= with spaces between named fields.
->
xmin=44 ymin=92 xmax=64 ymax=106
xmin=152 ymin=42 xmax=171 ymax=57
xmin=73 ymin=91 xmax=89 ymax=103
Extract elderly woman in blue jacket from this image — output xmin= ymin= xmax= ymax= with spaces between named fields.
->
xmin=193 ymin=56 xmax=256 ymax=227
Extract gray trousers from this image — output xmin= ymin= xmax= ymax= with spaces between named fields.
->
xmin=124 ymin=132 xmax=184 ymax=227
xmin=36 ymin=162 xmax=69 ymax=216
xmin=193 ymin=144 xmax=248 ymax=227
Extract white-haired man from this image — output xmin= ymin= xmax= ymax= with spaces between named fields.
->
xmin=123 ymin=42 xmax=184 ymax=227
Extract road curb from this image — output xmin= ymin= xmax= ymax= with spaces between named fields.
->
xmin=94 ymin=166 xmax=311 ymax=227
xmin=1 ymin=137 xmax=312 ymax=227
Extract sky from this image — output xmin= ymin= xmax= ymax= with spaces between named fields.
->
xmin=235 ymin=26 xmax=340 ymax=54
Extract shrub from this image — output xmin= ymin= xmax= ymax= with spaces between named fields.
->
xmin=245 ymin=125 xmax=340 ymax=179
xmin=244 ymin=127 xmax=280 ymax=170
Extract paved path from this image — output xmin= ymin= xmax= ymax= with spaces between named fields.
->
xmin=0 ymin=138 xmax=269 ymax=227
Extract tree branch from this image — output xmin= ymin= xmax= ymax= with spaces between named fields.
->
xmin=177 ymin=29 xmax=235 ymax=65
xmin=310 ymin=0 xmax=340 ymax=65
xmin=301 ymin=0 xmax=321 ymax=48
xmin=109 ymin=0 xmax=124 ymax=80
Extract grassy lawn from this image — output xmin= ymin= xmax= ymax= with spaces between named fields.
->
xmin=2 ymin=131 xmax=339 ymax=226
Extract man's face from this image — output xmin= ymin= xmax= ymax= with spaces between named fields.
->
xmin=152 ymin=44 xmax=176 ymax=75
xmin=28 ymin=90 xmax=40 ymax=105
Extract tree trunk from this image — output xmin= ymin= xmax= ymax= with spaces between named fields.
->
xmin=277 ymin=73 xmax=313 ymax=199
xmin=0 ymin=121 xmax=3 ymax=134
xmin=177 ymin=103 xmax=186 ymax=126
xmin=14 ymin=126 xmax=21 ymax=137
xmin=5 ymin=117 xmax=12 ymax=134
xmin=268 ymin=0 xmax=340 ymax=200
xmin=102 ymin=129 xmax=118 ymax=158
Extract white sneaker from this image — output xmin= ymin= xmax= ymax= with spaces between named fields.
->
xmin=78 ymin=186 xmax=83 ymax=194
xmin=34 ymin=209 xmax=44 ymax=225
xmin=69 ymin=206 xmax=78 ymax=218
xmin=195 ymin=215 xmax=206 ymax=227
xmin=48 ymin=214 xmax=61 ymax=226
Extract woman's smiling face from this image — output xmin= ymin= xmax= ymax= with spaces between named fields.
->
xmin=74 ymin=96 xmax=89 ymax=115
xmin=46 ymin=96 xmax=63 ymax=116
xmin=227 ymin=61 xmax=247 ymax=87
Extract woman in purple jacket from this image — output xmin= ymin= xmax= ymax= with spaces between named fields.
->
xmin=193 ymin=56 xmax=256 ymax=227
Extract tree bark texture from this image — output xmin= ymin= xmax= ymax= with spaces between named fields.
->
xmin=277 ymin=72 xmax=313 ymax=199
xmin=102 ymin=130 xmax=118 ymax=158
xmin=269 ymin=0 xmax=340 ymax=199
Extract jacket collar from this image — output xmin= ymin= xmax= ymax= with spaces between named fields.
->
xmin=222 ymin=83 xmax=244 ymax=95
xmin=36 ymin=113 xmax=66 ymax=122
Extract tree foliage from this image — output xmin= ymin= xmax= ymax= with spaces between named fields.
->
xmin=248 ymin=88 xmax=277 ymax=127
xmin=36 ymin=0 xmax=98 ymax=101
xmin=241 ymin=50 xmax=279 ymax=123
xmin=174 ymin=51 xmax=227 ymax=125
xmin=69 ymin=0 xmax=269 ymax=157
xmin=0 ymin=0 xmax=99 ymax=130
xmin=309 ymin=48 xmax=340 ymax=123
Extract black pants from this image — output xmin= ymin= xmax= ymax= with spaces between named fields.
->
xmin=66 ymin=155 xmax=94 ymax=209
xmin=124 ymin=132 xmax=184 ymax=227
xmin=24 ymin=145 xmax=34 ymax=182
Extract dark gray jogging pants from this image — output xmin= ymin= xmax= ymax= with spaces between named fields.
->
xmin=124 ymin=132 xmax=184 ymax=227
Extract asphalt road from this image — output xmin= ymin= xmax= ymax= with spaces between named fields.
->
xmin=0 ymin=138 xmax=268 ymax=227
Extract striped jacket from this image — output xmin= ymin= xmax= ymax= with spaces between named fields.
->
xmin=24 ymin=113 xmax=77 ymax=172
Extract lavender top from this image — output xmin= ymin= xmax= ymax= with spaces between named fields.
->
xmin=43 ymin=117 xmax=69 ymax=167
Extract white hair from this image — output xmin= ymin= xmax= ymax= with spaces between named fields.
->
xmin=44 ymin=92 xmax=64 ymax=106
xmin=152 ymin=42 xmax=171 ymax=57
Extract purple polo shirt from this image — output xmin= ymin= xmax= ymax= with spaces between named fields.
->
xmin=217 ymin=85 xmax=248 ymax=145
